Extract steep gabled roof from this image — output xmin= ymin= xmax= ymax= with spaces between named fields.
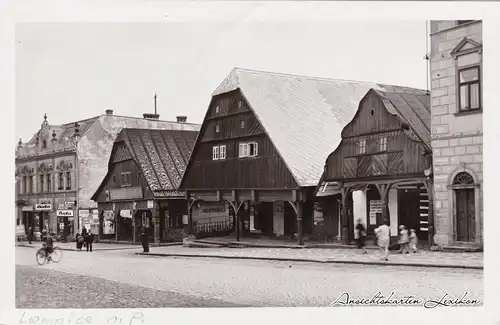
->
xmin=91 ymin=128 xmax=198 ymax=201
xmin=209 ymin=68 xmax=426 ymax=187
xmin=374 ymin=85 xmax=430 ymax=150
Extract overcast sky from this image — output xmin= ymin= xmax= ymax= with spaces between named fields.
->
xmin=15 ymin=21 xmax=428 ymax=142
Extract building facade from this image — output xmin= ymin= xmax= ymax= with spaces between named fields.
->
xmin=319 ymin=86 xmax=432 ymax=244
xmin=15 ymin=110 xmax=200 ymax=238
xmin=91 ymin=128 xmax=198 ymax=243
xmin=180 ymin=68 xmax=403 ymax=244
xmin=430 ymin=20 xmax=483 ymax=248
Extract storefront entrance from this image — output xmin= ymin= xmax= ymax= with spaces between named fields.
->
xmin=134 ymin=209 xmax=154 ymax=242
xmin=117 ymin=210 xmax=133 ymax=241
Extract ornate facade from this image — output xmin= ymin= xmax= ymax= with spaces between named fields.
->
xmin=15 ymin=111 xmax=200 ymax=237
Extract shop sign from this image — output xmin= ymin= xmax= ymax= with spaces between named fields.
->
xmin=120 ymin=210 xmax=132 ymax=219
xmin=35 ymin=204 xmax=52 ymax=211
xmin=369 ymin=200 xmax=382 ymax=225
xmin=22 ymin=206 xmax=33 ymax=212
xmin=57 ymin=210 xmax=74 ymax=217
xmin=182 ymin=214 xmax=188 ymax=225
xmin=147 ymin=200 xmax=154 ymax=209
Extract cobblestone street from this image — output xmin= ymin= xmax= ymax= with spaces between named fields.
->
xmin=16 ymin=246 xmax=483 ymax=308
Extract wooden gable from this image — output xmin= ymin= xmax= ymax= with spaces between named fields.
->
xmin=180 ymin=89 xmax=298 ymax=190
xmin=325 ymin=90 xmax=428 ymax=182
xmin=92 ymin=141 xmax=153 ymax=203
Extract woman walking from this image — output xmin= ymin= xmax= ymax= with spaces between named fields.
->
xmin=355 ymin=219 xmax=367 ymax=254
xmin=76 ymin=233 xmax=83 ymax=251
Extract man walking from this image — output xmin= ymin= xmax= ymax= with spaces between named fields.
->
xmin=86 ymin=230 xmax=94 ymax=252
xmin=374 ymin=220 xmax=390 ymax=261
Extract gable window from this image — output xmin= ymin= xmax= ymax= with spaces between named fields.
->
xmin=358 ymin=139 xmax=366 ymax=154
xmin=215 ymin=105 xmax=220 ymax=114
xmin=58 ymin=172 xmax=64 ymax=190
xmin=458 ymin=66 xmax=481 ymax=112
xmin=239 ymin=141 xmax=258 ymax=158
xmin=66 ymin=171 xmax=72 ymax=190
xmin=219 ymin=145 xmax=226 ymax=160
xmin=42 ymin=140 xmax=47 ymax=149
xmin=379 ymin=136 xmax=388 ymax=152
xmin=240 ymin=120 xmax=245 ymax=129
xmin=238 ymin=101 xmax=242 ymax=109
xmin=46 ymin=174 xmax=52 ymax=192
xmin=121 ymin=172 xmax=131 ymax=187
xmin=212 ymin=146 xmax=220 ymax=160
xmin=215 ymin=123 xmax=220 ymax=133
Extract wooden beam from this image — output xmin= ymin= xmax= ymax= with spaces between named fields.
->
xmin=251 ymin=190 xmax=256 ymax=203
xmin=216 ymin=190 xmax=221 ymax=202
xmin=292 ymin=190 xmax=297 ymax=202
xmin=231 ymin=190 xmax=237 ymax=202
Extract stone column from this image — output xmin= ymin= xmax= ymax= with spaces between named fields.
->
xmin=296 ymin=201 xmax=304 ymax=246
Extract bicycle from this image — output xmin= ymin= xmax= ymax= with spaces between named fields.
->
xmin=36 ymin=244 xmax=63 ymax=265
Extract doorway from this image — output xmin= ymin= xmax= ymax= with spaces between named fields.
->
xmin=455 ymin=189 xmax=475 ymax=242
xmin=398 ymin=189 xmax=421 ymax=238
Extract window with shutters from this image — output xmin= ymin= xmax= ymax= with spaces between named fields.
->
xmin=212 ymin=146 xmax=220 ymax=160
xmin=238 ymin=141 xmax=258 ymax=158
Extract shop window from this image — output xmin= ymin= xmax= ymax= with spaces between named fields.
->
xmin=121 ymin=172 xmax=131 ymax=187
xmin=168 ymin=215 xmax=183 ymax=228
xmin=66 ymin=171 xmax=72 ymax=190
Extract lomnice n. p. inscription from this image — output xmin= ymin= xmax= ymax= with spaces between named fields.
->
xmin=19 ymin=312 xmax=144 ymax=325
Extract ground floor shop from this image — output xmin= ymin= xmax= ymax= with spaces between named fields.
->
xmin=96 ymin=198 xmax=188 ymax=243
xmin=186 ymin=189 xmax=315 ymax=244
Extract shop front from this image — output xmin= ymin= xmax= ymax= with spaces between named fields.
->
xmin=34 ymin=203 xmax=53 ymax=235
xmin=56 ymin=209 xmax=73 ymax=237
xmin=22 ymin=206 xmax=35 ymax=234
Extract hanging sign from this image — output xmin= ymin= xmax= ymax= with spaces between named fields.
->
xmin=22 ymin=206 xmax=33 ymax=211
xmin=57 ymin=210 xmax=74 ymax=217
xmin=35 ymin=204 xmax=52 ymax=211
xmin=147 ymin=200 xmax=154 ymax=209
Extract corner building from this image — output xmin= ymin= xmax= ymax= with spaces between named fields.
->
xmin=430 ymin=20 xmax=483 ymax=248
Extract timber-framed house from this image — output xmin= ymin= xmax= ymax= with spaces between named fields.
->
xmin=318 ymin=86 xmax=432 ymax=245
xmin=179 ymin=68 xmax=399 ymax=245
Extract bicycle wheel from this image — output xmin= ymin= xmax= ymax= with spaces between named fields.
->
xmin=50 ymin=247 xmax=63 ymax=263
xmin=36 ymin=248 xmax=46 ymax=266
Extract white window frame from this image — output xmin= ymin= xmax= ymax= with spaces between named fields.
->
xmin=219 ymin=145 xmax=226 ymax=160
xmin=212 ymin=146 xmax=220 ymax=160
xmin=358 ymin=139 xmax=366 ymax=155
xmin=379 ymin=136 xmax=387 ymax=152
xmin=238 ymin=141 xmax=258 ymax=158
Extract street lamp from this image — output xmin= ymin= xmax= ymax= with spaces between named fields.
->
xmin=72 ymin=122 xmax=81 ymax=233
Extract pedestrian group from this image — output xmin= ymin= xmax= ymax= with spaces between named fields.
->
xmin=75 ymin=226 xmax=94 ymax=252
xmin=356 ymin=219 xmax=419 ymax=261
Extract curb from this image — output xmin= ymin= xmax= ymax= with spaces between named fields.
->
xmin=134 ymin=252 xmax=483 ymax=270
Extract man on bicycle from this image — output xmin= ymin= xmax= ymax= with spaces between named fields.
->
xmin=44 ymin=232 xmax=54 ymax=259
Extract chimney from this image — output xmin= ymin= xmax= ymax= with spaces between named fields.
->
xmin=105 ymin=109 xmax=113 ymax=115
xmin=176 ymin=115 xmax=187 ymax=123
xmin=143 ymin=113 xmax=160 ymax=120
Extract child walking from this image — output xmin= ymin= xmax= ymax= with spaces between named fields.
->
xmin=409 ymin=229 xmax=418 ymax=253
xmin=398 ymin=225 xmax=410 ymax=254
xmin=355 ymin=219 xmax=367 ymax=254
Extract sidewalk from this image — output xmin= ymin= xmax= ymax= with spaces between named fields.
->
xmin=135 ymin=245 xmax=483 ymax=270
xmin=16 ymin=241 xmax=140 ymax=251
